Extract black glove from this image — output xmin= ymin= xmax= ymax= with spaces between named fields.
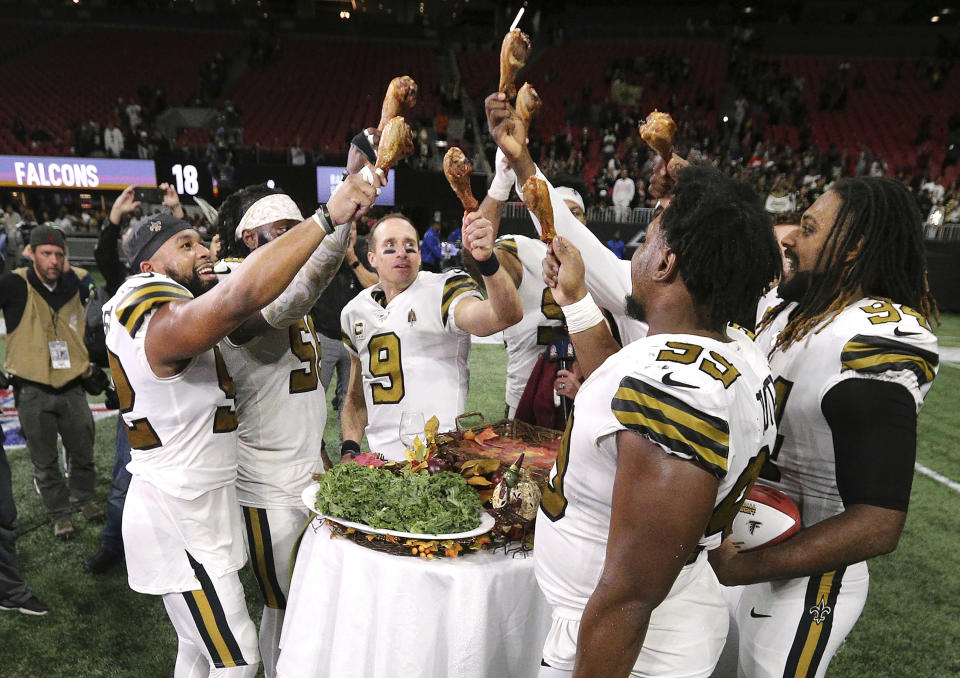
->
xmin=103 ymin=386 xmax=120 ymax=411
xmin=80 ymin=368 xmax=110 ymax=396
xmin=340 ymin=440 xmax=361 ymax=460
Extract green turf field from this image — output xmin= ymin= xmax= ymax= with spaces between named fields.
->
xmin=1 ymin=327 xmax=958 ymax=676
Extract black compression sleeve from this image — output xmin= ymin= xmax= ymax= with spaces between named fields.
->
xmin=821 ymin=378 xmax=917 ymax=512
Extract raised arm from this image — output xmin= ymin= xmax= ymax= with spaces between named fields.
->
xmin=97 ymin=186 xmax=140 ymax=294
xmin=453 ymin=211 xmax=522 ymax=336
xmin=485 ymin=92 xmax=631 ymax=314
xmin=544 ymin=236 xmax=621 ymax=379
xmin=145 ymin=176 xmax=378 ymax=372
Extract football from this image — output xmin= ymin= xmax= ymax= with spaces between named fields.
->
xmin=730 ymin=485 xmax=801 ymax=552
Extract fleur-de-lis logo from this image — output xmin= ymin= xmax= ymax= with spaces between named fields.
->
xmin=809 ymin=599 xmax=832 ymax=625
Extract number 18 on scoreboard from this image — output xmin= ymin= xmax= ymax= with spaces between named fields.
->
xmin=158 ymin=161 xmax=214 ymax=199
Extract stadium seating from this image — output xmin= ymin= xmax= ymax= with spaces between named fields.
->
xmin=762 ymin=55 xmax=960 ymax=177
xmin=1 ymin=21 xmax=956 ymax=186
xmin=221 ymin=36 xmax=439 ymax=153
xmin=0 ymin=24 xmax=241 ymax=155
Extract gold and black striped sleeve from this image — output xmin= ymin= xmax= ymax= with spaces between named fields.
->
xmin=441 ymin=273 xmax=481 ymax=326
xmin=114 ymin=282 xmax=193 ymax=337
xmin=341 ymin=328 xmax=357 ymax=353
xmin=841 ymin=334 xmax=938 ymax=386
xmin=494 ymin=237 xmax=518 ymax=258
xmin=612 ymin=375 xmax=730 ymax=478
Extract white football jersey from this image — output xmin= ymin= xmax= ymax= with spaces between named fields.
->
xmin=535 ymin=327 xmax=776 ymax=615
xmin=215 ymin=259 xmax=326 ymax=508
xmin=756 ymin=286 xmax=783 ymax=327
xmin=340 ymin=270 xmax=482 ymax=460
xmin=495 ymin=235 xmax=565 ymax=409
xmin=756 ymin=295 xmax=939 ymax=526
xmin=103 ymin=273 xmax=240 ymax=500
xmin=520 ymin=167 xmax=648 ymax=345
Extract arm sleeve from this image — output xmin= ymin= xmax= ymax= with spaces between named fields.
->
xmin=94 ymin=218 xmax=126 ymax=295
xmin=440 ymin=272 xmax=483 ymax=334
xmin=610 ymin=373 xmax=730 ymax=480
xmin=260 ymin=222 xmax=352 ymax=329
xmin=517 ymin=166 xmax=632 ymax=314
xmin=822 ymin=378 xmax=917 ymax=512
xmin=339 ymin=307 xmax=360 ymax=358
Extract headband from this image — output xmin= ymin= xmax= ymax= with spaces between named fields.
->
xmin=235 ymin=194 xmax=304 ymax=240
xmin=351 ymin=130 xmax=378 ymax=164
xmin=554 ymin=186 xmax=585 ymax=213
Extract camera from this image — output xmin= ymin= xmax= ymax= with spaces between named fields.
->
xmin=133 ymin=187 xmax=166 ymax=204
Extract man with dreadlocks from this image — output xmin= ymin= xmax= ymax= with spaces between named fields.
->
xmin=710 ymin=177 xmax=940 ymax=678
xmin=211 ymin=176 xmax=377 ymax=678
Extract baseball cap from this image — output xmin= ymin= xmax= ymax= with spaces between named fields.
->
xmin=29 ymin=225 xmax=66 ymax=250
xmin=126 ymin=212 xmax=193 ymax=271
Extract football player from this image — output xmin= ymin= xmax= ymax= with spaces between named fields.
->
xmin=475 ymin=150 xmax=585 ymax=417
xmin=210 ymin=180 xmax=361 ymax=677
xmin=530 ymin=164 xmax=782 ymax=677
xmin=709 ymin=178 xmax=940 ymax=678
xmin=339 ymin=211 xmax=522 ymax=460
xmin=103 ymin=174 xmax=378 ymax=677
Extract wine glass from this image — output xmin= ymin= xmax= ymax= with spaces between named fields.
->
xmin=399 ymin=411 xmax=425 ymax=449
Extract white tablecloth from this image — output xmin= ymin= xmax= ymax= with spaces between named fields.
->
xmin=277 ymin=519 xmax=551 ymax=678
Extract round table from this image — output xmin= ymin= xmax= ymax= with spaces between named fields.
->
xmin=277 ymin=519 xmax=552 ymax=678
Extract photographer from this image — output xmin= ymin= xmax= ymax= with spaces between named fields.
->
xmin=0 ymin=226 xmax=100 ymax=540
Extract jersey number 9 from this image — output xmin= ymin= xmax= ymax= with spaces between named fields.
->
xmin=369 ymin=332 xmax=405 ymax=404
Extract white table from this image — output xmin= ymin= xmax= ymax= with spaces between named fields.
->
xmin=277 ymin=519 xmax=551 ymax=678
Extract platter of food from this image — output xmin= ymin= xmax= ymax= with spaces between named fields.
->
xmin=300 ymin=474 xmax=495 ymax=541
xmin=301 ymin=463 xmax=495 ymax=540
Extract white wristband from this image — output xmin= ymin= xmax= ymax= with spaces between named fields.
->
xmin=487 ymin=149 xmax=516 ymax=201
xmin=561 ymin=293 xmax=604 ymax=334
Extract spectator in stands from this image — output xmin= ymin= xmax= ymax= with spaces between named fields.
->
xmin=135 ymin=130 xmax=151 ymax=159
xmin=0 ymin=226 xmax=101 ymax=540
xmin=53 ymin=207 xmax=74 ymax=234
xmin=435 ymin=111 xmax=449 ymax=141
xmin=3 ymin=205 xmax=21 ymax=237
xmin=601 ymin=129 xmax=617 ymax=164
xmin=420 ymin=220 xmax=443 ymax=273
xmin=12 ymin=117 xmax=26 ymax=146
xmin=104 ymin=121 xmax=124 ymax=158
xmin=90 ymin=121 xmax=104 ymax=157
xmin=606 ymin=230 xmax=626 ymax=259
xmin=290 ymin=138 xmax=306 ymax=166
xmin=126 ymin=100 xmax=142 ymax=129
xmin=869 ymin=159 xmax=888 ymax=177
xmin=612 ymin=169 xmax=636 ymax=221
xmin=765 ymin=175 xmax=797 ymax=214
xmin=635 ymin=178 xmax=648 ymax=208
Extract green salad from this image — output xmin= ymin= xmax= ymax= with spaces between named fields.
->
xmin=314 ymin=463 xmax=483 ymax=534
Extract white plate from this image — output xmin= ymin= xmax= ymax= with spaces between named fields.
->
xmin=300 ymin=482 xmax=495 ymax=540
